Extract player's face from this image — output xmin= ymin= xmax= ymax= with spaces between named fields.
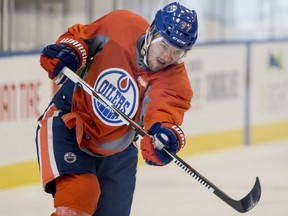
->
xmin=147 ymin=35 xmax=185 ymax=72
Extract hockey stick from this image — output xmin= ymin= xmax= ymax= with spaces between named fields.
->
xmin=58 ymin=66 xmax=261 ymax=213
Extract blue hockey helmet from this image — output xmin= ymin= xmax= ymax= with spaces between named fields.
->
xmin=152 ymin=2 xmax=198 ymax=50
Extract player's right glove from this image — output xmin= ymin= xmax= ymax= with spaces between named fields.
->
xmin=40 ymin=37 xmax=88 ymax=80
xmin=140 ymin=122 xmax=185 ymax=166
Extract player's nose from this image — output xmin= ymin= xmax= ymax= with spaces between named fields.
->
xmin=162 ymin=51 xmax=173 ymax=62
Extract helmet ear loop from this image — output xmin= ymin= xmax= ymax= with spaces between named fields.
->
xmin=142 ymin=27 xmax=156 ymax=67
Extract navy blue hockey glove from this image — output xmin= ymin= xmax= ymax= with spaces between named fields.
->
xmin=40 ymin=43 xmax=80 ymax=80
xmin=140 ymin=122 xmax=185 ymax=166
xmin=40 ymin=36 xmax=87 ymax=83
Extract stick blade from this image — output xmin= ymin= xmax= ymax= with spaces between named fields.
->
xmin=233 ymin=177 xmax=261 ymax=213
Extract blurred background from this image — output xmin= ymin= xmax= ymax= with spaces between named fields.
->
xmin=1 ymin=0 xmax=288 ymax=51
xmin=0 ymin=0 xmax=288 ymax=215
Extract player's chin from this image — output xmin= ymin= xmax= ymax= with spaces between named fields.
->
xmin=149 ymin=61 xmax=168 ymax=72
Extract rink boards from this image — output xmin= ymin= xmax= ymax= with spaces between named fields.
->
xmin=0 ymin=39 xmax=288 ymax=188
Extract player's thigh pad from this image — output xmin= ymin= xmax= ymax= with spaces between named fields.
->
xmin=54 ymin=174 xmax=100 ymax=215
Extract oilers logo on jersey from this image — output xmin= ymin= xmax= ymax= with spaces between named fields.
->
xmin=92 ymin=68 xmax=139 ymax=126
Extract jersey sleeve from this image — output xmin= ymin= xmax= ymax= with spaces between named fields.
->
xmin=54 ymin=21 xmax=110 ymax=66
xmin=143 ymin=64 xmax=193 ymax=130
xmin=55 ymin=22 xmax=90 ymax=40
xmin=54 ymin=10 xmax=148 ymax=63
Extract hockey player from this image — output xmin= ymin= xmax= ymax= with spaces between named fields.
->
xmin=36 ymin=2 xmax=198 ymax=216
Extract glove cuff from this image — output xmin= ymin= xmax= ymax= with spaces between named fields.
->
xmin=57 ymin=36 xmax=88 ymax=66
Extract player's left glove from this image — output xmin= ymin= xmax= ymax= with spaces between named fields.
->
xmin=140 ymin=122 xmax=185 ymax=166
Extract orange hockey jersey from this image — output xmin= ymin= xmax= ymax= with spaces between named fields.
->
xmin=56 ymin=10 xmax=193 ymax=156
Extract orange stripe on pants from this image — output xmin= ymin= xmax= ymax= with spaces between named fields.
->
xmin=37 ymin=104 xmax=60 ymax=187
